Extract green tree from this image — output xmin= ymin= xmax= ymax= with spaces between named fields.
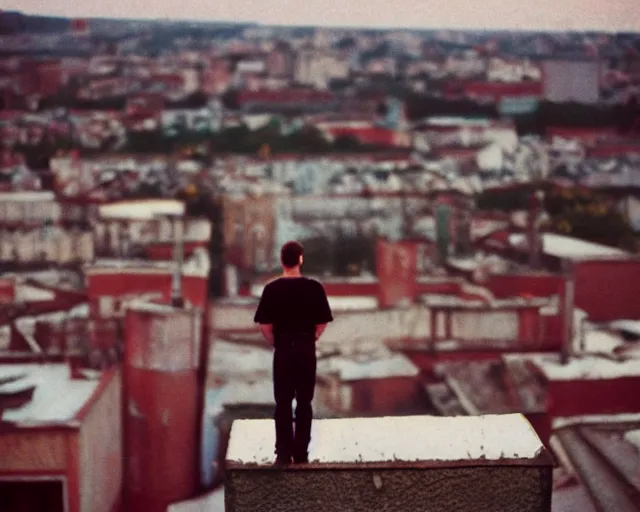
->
xmin=283 ymin=126 xmax=332 ymax=153
xmin=297 ymin=237 xmax=333 ymax=275
xmin=475 ymin=184 xmax=537 ymax=211
xmin=333 ymin=234 xmax=376 ymax=276
xmin=130 ymin=181 xmax=164 ymax=198
xmin=168 ymin=91 xmax=209 ymax=109
xmin=333 ymin=134 xmax=362 ymax=152
xmin=402 ymin=93 xmax=499 ymax=122
xmin=476 ymin=184 xmax=636 ymax=251
xmin=544 ymin=186 xmax=636 ymax=250
xmin=221 ymin=89 xmax=239 ymax=110
xmin=125 ymin=130 xmax=169 ymax=153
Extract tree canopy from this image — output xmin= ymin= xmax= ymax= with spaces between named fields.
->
xmin=475 ymin=183 xmax=637 ymax=251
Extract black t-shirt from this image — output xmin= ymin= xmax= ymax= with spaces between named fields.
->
xmin=254 ymin=276 xmax=333 ymax=338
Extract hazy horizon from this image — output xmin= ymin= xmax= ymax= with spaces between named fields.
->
xmin=2 ymin=0 xmax=640 ymax=32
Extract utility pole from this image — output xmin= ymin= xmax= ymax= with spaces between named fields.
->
xmin=165 ymin=188 xmax=222 ymax=492
xmin=208 ymin=194 xmax=225 ymax=298
xmin=196 ymin=189 xmax=224 ymax=491
xmin=560 ymin=261 xmax=575 ymax=366
xmin=529 ymin=188 xmax=545 ymax=270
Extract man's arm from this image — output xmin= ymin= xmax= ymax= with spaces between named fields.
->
xmin=254 ymin=284 xmax=275 ymax=345
xmin=314 ymin=282 xmax=333 ymax=342
xmin=315 ymin=323 xmax=327 ymax=342
xmin=259 ymin=324 xmax=275 ymax=345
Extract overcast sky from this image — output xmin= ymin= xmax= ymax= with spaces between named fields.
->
xmin=2 ymin=0 xmax=640 ymax=32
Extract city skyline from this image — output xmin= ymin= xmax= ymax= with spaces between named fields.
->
xmin=0 ymin=6 xmax=640 ymax=511
xmin=3 ymin=0 xmax=640 ymax=32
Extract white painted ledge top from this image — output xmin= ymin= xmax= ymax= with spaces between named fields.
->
xmin=226 ymin=413 xmax=546 ymax=466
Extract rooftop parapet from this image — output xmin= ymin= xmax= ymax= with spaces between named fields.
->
xmin=225 ymin=413 xmax=553 ymax=512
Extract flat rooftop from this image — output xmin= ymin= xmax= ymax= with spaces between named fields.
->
xmin=98 ymin=199 xmax=185 ymax=220
xmin=505 ymin=353 xmax=640 ymax=381
xmin=168 ymin=488 xmax=224 ymax=512
xmin=317 ymin=352 xmax=420 ymax=381
xmin=0 ymin=363 xmax=100 ymax=426
xmin=509 ymin=233 xmax=627 ymax=259
xmin=226 ymin=414 xmax=547 ymax=468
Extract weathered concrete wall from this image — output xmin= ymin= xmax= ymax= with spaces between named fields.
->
xmin=225 ymin=465 xmax=552 ymax=512
xmin=211 ymin=303 xmax=527 ymax=347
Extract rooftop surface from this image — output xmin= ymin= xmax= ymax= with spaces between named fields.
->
xmin=98 ymin=199 xmax=185 ymax=220
xmin=168 ymin=488 xmax=224 ymax=512
xmin=226 ymin=414 xmax=547 ymax=467
xmin=0 ymin=363 xmax=100 ymax=426
xmin=553 ymin=419 xmax=640 ymax=512
xmin=509 ymin=233 xmax=628 ymax=259
xmin=433 ymin=359 xmax=546 ymax=415
xmin=506 ymin=353 xmax=640 ymax=381
xmin=208 ymin=339 xmax=273 ymax=380
xmin=317 ymin=352 xmax=420 ymax=381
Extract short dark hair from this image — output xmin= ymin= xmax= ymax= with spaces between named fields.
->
xmin=281 ymin=240 xmax=304 ymax=268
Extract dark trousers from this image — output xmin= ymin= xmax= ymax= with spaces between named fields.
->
xmin=272 ymin=337 xmax=317 ymax=458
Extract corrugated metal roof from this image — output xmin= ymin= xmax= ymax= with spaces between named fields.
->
xmin=0 ymin=363 xmax=100 ymax=426
xmin=555 ymin=425 xmax=640 ymax=512
xmin=435 ymin=360 xmax=545 ymax=415
xmin=579 ymin=425 xmax=640 ymax=495
xmin=552 ymin=482 xmax=598 ymax=512
xmin=424 ymin=382 xmax=467 ymax=416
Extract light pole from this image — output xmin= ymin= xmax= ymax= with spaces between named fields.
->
xmin=159 ymin=213 xmax=185 ymax=309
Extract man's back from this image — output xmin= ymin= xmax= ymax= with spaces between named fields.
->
xmin=254 ymin=241 xmax=333 ymax=465
xmin=254 ymin=276 xmax=333 ymax=340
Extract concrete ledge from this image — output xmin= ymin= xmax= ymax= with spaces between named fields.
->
xmin=225 ymin=414 xmax=554 ymax=512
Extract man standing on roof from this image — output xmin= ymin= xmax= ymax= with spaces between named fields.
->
xmin=254 ymin=240 xmax=333 ymax=465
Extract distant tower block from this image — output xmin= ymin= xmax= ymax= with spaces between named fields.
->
xmin=123 ymin=302 xmax=203 ymax=512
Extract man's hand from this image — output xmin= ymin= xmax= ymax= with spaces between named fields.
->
xmin=258 ymin=324 xmax=275 ymax=346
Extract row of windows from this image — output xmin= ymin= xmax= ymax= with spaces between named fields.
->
xmin=0 ymin=236 xmax=94 ymax=262
xmin=0 ymin=201 xmax=60 ymax=221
